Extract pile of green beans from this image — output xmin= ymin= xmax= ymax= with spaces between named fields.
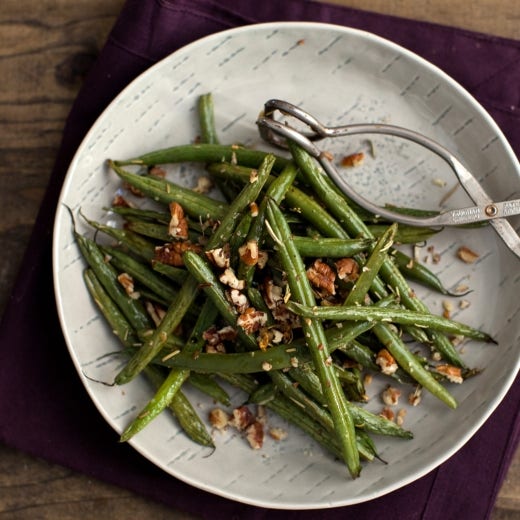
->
xmin=75 ymin=93 xmax=494 ymax=480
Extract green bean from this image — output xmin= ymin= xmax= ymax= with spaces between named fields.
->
xmin=151 ymin=261 xmax=187 ymax=285
xmin=206 ymin=154 xmax=275 ymax=250
xmin=238 ymin=161 xmax=299 ymax=283
xmin=248 ymin=381 xmax=277 ymax=405
xmin=198 ymin=93 xmax=220 ymax=145
xmin=337 ymin=339 xmax=379 ymax=371
xmin=293 ymin=236 xmax=373 ymax=258
xmin=344 ymin=223 xmax=397 ymax=307
xmin=82 ymin=214 xmax=157 ymax=262
xmin=334 ymin=364 xmax=366 ymax=402
xmin=109 ymin=160 xmax=226 ymax=220
xmin=120 ymin=365 xmax=191 ymax=441
xmin=108 ymin=205 xmax=170 ymax=224
xmin=124 ymin=219 xmax=173 ymax=242
xmin=120 ymin=364 xmax=214 ymax=447
xmin=266 ymin=199 xmax=361 ymax=479
xmin=188 ymin=372 xmax=231 ymax=406
xmin=83 ymin=268 xmax=140 ymax=348
xmin=197 ymin=93 xmax=242 ymax=202
xmin=270 ymin=370 xmax=336 ymax=431
xmin=155 ymin=343 xmax=306 ymax=373
xmin=391 ymin=249 xmax=454 ymax=295
xmin=75 ymin=231 xmax=152 ymax=331
xmin=165 ymin=386 xmax=215 ymax=447
xmin=115 ymin=143 xmax=289 ymax=172
xmin=286 ymin=302 xmax=494 ymax=343
xmin=101 ymin=245 xmax=178 ymax=303
xmin=368 ymin=224 xmax=441 ymax=244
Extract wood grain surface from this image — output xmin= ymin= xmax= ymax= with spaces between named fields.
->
xmin=0 ymin=1 xmax=518 ymax=518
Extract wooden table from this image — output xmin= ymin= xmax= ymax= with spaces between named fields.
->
xmin=1 ymin=1 xmax=518 ymax=517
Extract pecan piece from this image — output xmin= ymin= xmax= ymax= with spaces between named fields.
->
xmin=381 ymin=386 xmax=401 ymax=406
xmin=340 ymin=151 xmax=365 ymax=167
xmin=209 ymin=408 xmax=230 ymax=430
xmin=153 ymin=241 xmax=202 ymax=267
xmin=306 ymin=259 xmax=336 ymax=296
xmin=335 ymin=257 xmax=359 ymax=281
xmin=117 ymin=272 xmax=140 ymax=299
xmin=376 ymin=348 xmax=398 ymax=375
xmin=219 ymin=267 xmax=246 ymax=290
xmin=245 ymin=421 xmax=264 ymax=450
xmin=205 ymin=244 xmax=231 ymax=269
xmin=231 ymin=405 xmax=255 ymax=431
xmin=435 ymin=364 xmax=464 ymax=384
xmin=237 ymin=307 xmax=267 ymax=335
xmin=238 ymin=239 xmax=259 ymax=266
xmin=168 ymin=201 xmax=189 ymax=239
xmin=456 ymin=246 xmax=479 ymax=264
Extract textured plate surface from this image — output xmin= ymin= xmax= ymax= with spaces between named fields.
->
xmin=52 ymin=22 xmax=520 ymax=509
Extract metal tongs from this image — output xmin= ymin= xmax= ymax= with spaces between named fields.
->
xmin=257 ymin=99 xmax=520 ymax=259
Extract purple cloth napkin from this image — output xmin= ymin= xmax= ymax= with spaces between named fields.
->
xmin=1 ymin=0 xmax=519 ymax=518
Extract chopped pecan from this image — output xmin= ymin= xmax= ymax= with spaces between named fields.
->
xmin=376 ymin=349 xmax=398 ymax=375
xmin=216 ymin=325 xmax=237 ymax=342
xmin=237 ymin=307 xmax=267 ymax=335
xmin=456 ymin=246 xmax=479 ymax=264
xmin=231 ymin=405 xmax=255 ymax=431
xmin=408 ymin=386 xmax=422 ymax=406
xmin=245 ymin=421 xmax=264 ymax=450
xmin=269 ymin=427 xmax=288 ymax=441
xmin=261 ymin=278 xmax=299 ymax=327
xmin=219 ymin=268 xmax=246 ymax=290
xmin=202 ymin=325 xmax=237 ymax=351
xmin=117 ymin=272 xmax=140 ymax=299
xmin=193 ymin=175 xmax=213 ymax=194
xmin=381 ymin=386 xmax=401 ymax=406
xmin=205 ymin=244 xmax=231 ymax=269
xmin=435 ymin=364 xmax=463 ymax=384
xmin=209 ymin=408 xmax=230 ymax=430
xmin=306 ymin=259 xmax=336 ymax=296
xmin=206 ymin=342 xmax=226 ymax=354
xmin=340 ymin=151 xmax=364 ymax=167
xmin=238 ymin=239 xmax=259 ymax=266
xmin=145 ymin=302 xmax=167 ymax=327
xmin=227 ymin=289 xmax=249 ymax=314
xmin=380 ymin=407 xmax=395 ymax=422
xmin=153 ymin=241 xmax=202 ymax=267
xmin=335 ymin=257 xmax=359 ymax=281
xmin=168 ymin=202 xmax=189 ymax=239
xmin=442 ymin=300 xmax=453 ymax=319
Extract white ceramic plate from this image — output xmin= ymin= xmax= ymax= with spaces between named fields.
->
xmin=53 ymin=22 xmax=520 ymax=509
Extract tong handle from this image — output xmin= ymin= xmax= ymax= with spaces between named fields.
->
xmin=258 ymin=100 xmax=520 ymax=225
